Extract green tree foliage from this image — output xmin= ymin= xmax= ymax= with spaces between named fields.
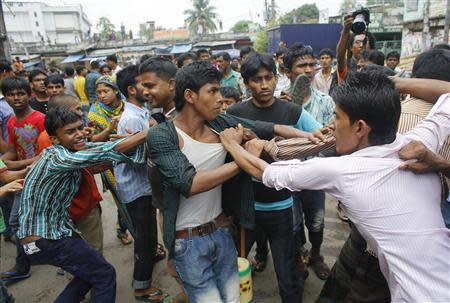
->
xmin=184 ymin=0 xmax=219 ymax=37
xmin=279 ymin=3 xmax=319 ymax=24
xmin=96 ymin=17 xmax=115 ymax=41
xmin=339 ymin=0 xmax=357 ymax=14
xmin=231 ymin=20 xmax=262 ymax=33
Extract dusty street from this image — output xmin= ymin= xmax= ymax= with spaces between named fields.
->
xmin=2 ymin=178 xmax=349 ymax=303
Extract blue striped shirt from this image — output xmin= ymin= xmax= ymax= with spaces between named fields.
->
xmin=18 ymin=140 xmax=145 ymax=239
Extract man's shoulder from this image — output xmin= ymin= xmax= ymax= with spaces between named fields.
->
xmin=227 ymin=100 xmax=252 ymax=114
xmin=311 ymin=87 xmax=333 ymax=103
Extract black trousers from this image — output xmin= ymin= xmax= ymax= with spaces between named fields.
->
xmin=126 ymin=195 xmax=157 ymax=290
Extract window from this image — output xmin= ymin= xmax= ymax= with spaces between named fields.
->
xmin=407 ymin=0 xmax=418 ymax=12
xmin=34 ymin=12 xmax=37 ymax=17
xmin=35 ymin=21 xmax=39 ymax=27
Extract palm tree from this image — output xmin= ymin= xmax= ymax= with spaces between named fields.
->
xmin=184 ymin=0 xmax=219 ymax=37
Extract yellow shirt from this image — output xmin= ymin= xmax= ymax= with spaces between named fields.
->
xmin=74 ymin=76 xmax=88 ymax=104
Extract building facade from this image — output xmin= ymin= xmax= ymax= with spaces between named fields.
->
xmin=3 ymin=1 xmax=91 ymax=46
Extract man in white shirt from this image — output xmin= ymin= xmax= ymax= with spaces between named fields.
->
xmin=106 ymin=54 xmax=122 ymax=76
xmin=220 ymin=70 xmax=450 ymax=303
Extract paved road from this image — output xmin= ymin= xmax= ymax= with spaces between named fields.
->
xmin=2 ymin=179 xmax=349 ymax=302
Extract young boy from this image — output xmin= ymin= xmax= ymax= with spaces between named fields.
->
xmin=220 ymin=86 xmax=241 ymax=113
xmin=44 ymin=74 xmax=66 ymax=98
xmin=28 ymin=69 xmax=50 ymax=114
xmin=0 ymin=76 xmax=45 ymax=282
xmin=18 ymin=107 xmax=148 ymax=302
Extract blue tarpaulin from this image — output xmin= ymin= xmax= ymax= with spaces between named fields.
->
xmin=170 ymin=44 xmax=192 ymax=54
xmin=61 ymin=54 xmax=85 ymax=64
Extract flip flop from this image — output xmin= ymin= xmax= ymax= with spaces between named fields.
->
xmin=154 ymin=243 xmax=166 ymax=263
xmin=251 ymin=254 xmax=267 ymax=273
xmin=135 ymin=289 xmax=168 ymax=302
xmin=1 ymin=271 xmax=31 ymax=283
xmin=117 ymin=231 xmax=133 ymax=245
xmin=291 ymin=74 xmax=311 ymax=106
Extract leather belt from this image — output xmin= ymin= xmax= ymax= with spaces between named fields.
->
xmin=175 ymin=213 xmax=227 ymax=239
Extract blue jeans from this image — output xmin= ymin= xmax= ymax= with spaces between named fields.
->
xmin=173 ymin=227 xmax=239 ymax=303
xmin=25 ymin=237 xmax=116 ymax=303
xmin=245 ymin=208 xmax=302 ymax=303
xmin=9 ymin=193 xmax=30 ymax=275
xmin=293 ymin=190 xmax=325 ymax=253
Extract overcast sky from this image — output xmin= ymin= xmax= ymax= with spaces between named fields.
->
xmin=45 ymin=0 xmax=343 ymax=33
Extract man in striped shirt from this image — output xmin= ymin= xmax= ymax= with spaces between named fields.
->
xmin=220 ymin=70 xmax=450 ymax=302
xmin=18 ymin=107 xmax=148 ymax=302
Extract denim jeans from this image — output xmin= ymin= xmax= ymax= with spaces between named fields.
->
xmin=245 ymin=208 xmax=302 ymax=303
xmin=9 ymin=193 xmax=30 ymax=275
xmin=173 ymin=227 xmax=239 ymax=303
xmin=25 ymin=237 xmax=116 ymax=303
xmin=293 ymin=190 xmax=325 ymax=253
xmin=125 ymin=195 xmax=157 ymax=290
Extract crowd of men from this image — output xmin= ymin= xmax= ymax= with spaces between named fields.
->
xmin=0 ymin=13 xmax=449 ymax=303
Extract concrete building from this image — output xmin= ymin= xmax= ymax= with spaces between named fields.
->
xmin=3 ymin=1 xmax=91 ymax=46
xmin=401 ymin=0 xmax=448 ymax=56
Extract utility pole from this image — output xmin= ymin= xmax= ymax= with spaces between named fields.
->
xmin=444 ymin=0 xmax=450 ymax=44
xmin=422 ymin=0 xmax=430 ymax=49
xmin=0 ymin=2 xmax=11 ymax=60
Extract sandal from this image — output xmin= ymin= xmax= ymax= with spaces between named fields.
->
xmin=117 ymin=231 xmax=133 ymax=245
xmin=308 ymin=255 xmax=331 ymax=280
xmin=135 ymin=288 xmax=168 ymax=302
xmin=297 ymin=254 xmax=310 ymax=281
xmin=1 ymin=270 xmax=31 ymax=283
xmin=154 ymin=243 xmax=166 ymax=263
xmin=251 ymin=254 xmax=267 ymax=273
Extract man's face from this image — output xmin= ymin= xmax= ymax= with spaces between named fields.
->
xmin=288 ymin=55 xmax=316 ymax=83
xmin=106 ymin=59 xmax=115 ymax=67
xmin=333 ymin=105 xmax=361 ymax=155
xmin=139 ymin=72 xmax=173 ymax=109
xmin=46 ymin=83 xmax=65 ymax=97
xmin=320 ymin=54 xmax=332 ymax=69
xmin=4 ymin=89 xmax=30 ymax=112
xmin=69 ymin=101 xmax=83 ymax=117
xmin=81 ymin=68 xmax=88 ymax=77
xmin=31 ymin=73 xmax=47 ymax=93
xmin=199 ymin=52 xmax=210 ymax=61
xmin=189 ymin=82 xmax=222 ymax=121
xmin=351 ymin=34 xmax=367 ymax=58
xmin=276 ymin=54 xmax=284 ymax=65
xmin=386 ymin=57 xmax=399 ymax=70
xmin=181 ymin=58 xmax=195 ymax=68
xmin=51 ymin=120 xmax=86 ymax=151
xmin=216 ymin=56 xmax=230 ymax=73
xmin=246 ymin=68 xmax=277 ymax=106
xmin=220 ymin=97 xmax=237 ymax=113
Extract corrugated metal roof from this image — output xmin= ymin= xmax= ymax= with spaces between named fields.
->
xmin=194 ymin=40 xmax=236 ymax=47
xmin=170 ymin=44 xmax=192 ymax=54
xmin=61 ymin=54 xmax=85 ymax=64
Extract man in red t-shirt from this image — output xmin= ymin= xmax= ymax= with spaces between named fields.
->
xmin=0 ymin=76 xmax=45 ymax=283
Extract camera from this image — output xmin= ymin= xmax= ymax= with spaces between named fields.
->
xmin=351 ymin=8 xmax=370 ymax=34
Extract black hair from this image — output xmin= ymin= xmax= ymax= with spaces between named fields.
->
xmin=100 ymin=64 xmax=112 ymax=73
xmin=240 ymin=52 xmax=277 ymax=83
xmin=283 ymin=45 xmax=315 ymax=71
xmin=106 ymin=54 xmax=118 ymax=63
xmin=116 ymin=65 xmax=139 ymax=98
xmin=217 ymin=52 xmax=231 ymax=62
xmin=360 ymin=49 xmax=385 ymax=66
xmin=386 ymin=51 xmax=400 ymax=60
xmin=331 ymin=70 xmax=400 ymax=146
xmin=176 ymin=52 xmax=198 ymax=68
xmin=75 ymin=65 xmax=86 ymax=75
xmin=433 ymin=43 xmax=450 ymax=50
xmin=319 ymin=48 xmax=333 ymax=58
xmin=90 ymin=60 xmax=100 ymax=69
xmin=28 ymin=69 xmax=47 ymax=82
xmin=139 ymin=56 xmax=177 ymax=81
xmin=140 ymin=54 xmax=151 ymax=64
xmin=1 ymin=76 xmax=32 ymax=96
xmin=48 ymin=94 xmax=79 ymax=111
xmin=195 ymin=49 xmax=209 ymax=57
xmin=44 ymin=74 xmax=64 ymax=87
xmin=412 ymin=49 xmax=450 ymax=81
xmin=0 ymin=60 xmax=12 ymax=73
xmin=220 ymin=86 xmax=241 ymax=102
xmin=174 ymin=61 xmax=222 ymax=111
xmin=361 ymin=64 xmax=396 ymax=76
xmin=240 ymin=46 xmax=254 ymax=59
xmin=275 ymin=48 xmax=286 ymax=58
xmin=64 ymin=66 xmax=75 ymax=77
xmin=45 ymin=107 xmax=82 ymax=136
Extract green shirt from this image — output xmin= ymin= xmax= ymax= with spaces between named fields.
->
xmin=220 ymin=70 xmax=240 ymax=91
